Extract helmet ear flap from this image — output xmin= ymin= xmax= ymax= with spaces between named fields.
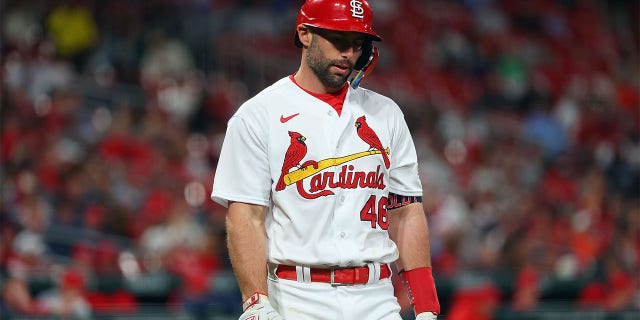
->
xmin=350 ymin=45 xmax=378 ymax=89
xmin=355 ymin=40 xmax=373 ymax=70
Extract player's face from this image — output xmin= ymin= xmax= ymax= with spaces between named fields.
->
xmin=305 ymin=28 xmax=364 ymax=89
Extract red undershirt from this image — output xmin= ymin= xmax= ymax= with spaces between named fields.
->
xmin=289 ymin=74 xmax=348 ymax=116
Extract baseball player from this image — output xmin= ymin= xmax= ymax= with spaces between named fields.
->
xmin=211 ymin=0 xmax=440 ymax=319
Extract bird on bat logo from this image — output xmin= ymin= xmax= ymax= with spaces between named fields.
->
xmin=355 ymin=115 xmax=390 ymax=169
xmin=276 ymin=131 xmax=307 ymax=191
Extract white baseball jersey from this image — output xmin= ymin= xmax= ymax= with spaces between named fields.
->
xmin=211 ymin=76 xmax=422 ymax=267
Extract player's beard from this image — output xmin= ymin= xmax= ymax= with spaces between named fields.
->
xmin=305 ymin=37 xmax=351 ymax=89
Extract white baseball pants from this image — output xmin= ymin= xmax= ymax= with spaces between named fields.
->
xmin=267 ymin=275 xmax=403 ymax=319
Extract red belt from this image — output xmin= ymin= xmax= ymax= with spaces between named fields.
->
xmin=275 ymin=264 xmax=391 ymax=285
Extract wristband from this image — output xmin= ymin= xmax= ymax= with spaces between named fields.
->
xmin=399 ymin=267 xmax=440 ymax=315
xmin=242 ymin=292 xmax=269 ymax=311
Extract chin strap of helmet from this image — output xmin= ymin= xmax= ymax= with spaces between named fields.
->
xmin=350 ymin=45 xmax=379 ymax=89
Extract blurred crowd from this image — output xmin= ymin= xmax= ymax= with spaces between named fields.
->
xmin=1 ymin=0 xmax=638 ymax=319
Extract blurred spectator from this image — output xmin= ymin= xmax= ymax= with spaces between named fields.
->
xmin=2 ymin=276 xmax=44 ymax=317
xmin=3 ymin=230 xmax=49 ymax=317
xmin=36 ymin=267 xmax=92 ymax=319
xmin=522 ymin=101 xmax=569 ymax=160
xmin=138 ymin=196 xmax=222 ymax=318
xmin=446 ymin=283 xmax=501 ymax=320
xmin=25 ymin=40 xmax=75 ymax=104
xmin=139 ymin=31 xmax=203 ymax=122
xmin=84 ymin=240 xmax=138 ymax=316
xmin=2 ymin=5 xmax=42 ymax=51
xmin=139 ymin=197 xmax=206 ymax=261
xmin=578 ymin=252 xmax=637 ymax=311
xmin=46 ymin=0 xmax=99 ymax=72
xmin=512 ymin=264 xmax=541 ymax=311
xmin=7 ymin=194 xmax=52 ymax=282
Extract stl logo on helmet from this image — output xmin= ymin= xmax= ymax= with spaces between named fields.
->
xmin=350 ymin=0 xmax=364 ymax=19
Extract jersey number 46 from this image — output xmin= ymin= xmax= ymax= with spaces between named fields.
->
xmin=360 ymin=195 xmax=388 ymax=229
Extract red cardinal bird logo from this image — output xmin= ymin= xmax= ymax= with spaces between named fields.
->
xmin=276 ymin=131 xmax=308 ymax=191
xmin=355 ymin=115 xmax=390 ymax=169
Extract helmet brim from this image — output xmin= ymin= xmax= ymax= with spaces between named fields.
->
xmin=293 ymin=24 xmax=382 ymax=48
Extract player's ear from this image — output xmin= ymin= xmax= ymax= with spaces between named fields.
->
xmin=297 ymin=25 xmax=312 ymax=47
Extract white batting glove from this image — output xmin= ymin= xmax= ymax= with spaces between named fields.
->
xmin=239 ymin=292 xmax=284 ymax=320
xmin=415 ymin=312 xmax=438 ymax=320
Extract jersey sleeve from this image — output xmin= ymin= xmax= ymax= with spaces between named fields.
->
xmin=388 ymin=108 xmax=423 ymax=197
xmin=211 ymin=114 xmax=271 ymax=208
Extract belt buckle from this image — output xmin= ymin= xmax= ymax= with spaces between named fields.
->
xmin=329 ymin=267 xmax=349 ymax=286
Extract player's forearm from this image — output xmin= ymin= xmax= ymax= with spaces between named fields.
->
xmin=226 ymin=202 xmax=269 ymax=301
xmin=388 ymin=203 xmax=432 ymax=271
xmin=389 ymin=202 xmax=441 ymax=316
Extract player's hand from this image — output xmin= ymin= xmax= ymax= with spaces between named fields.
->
xmin=415 ymin=312 xmax=438 ymax=320
xmin=239 ymin=293 xmax=284 ymax=320
xmin=239 ymin=303 xmax=283 ymax=320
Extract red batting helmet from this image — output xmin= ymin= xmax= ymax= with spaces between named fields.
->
xmin=294 ymin=0 xmax=382 ymax=47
